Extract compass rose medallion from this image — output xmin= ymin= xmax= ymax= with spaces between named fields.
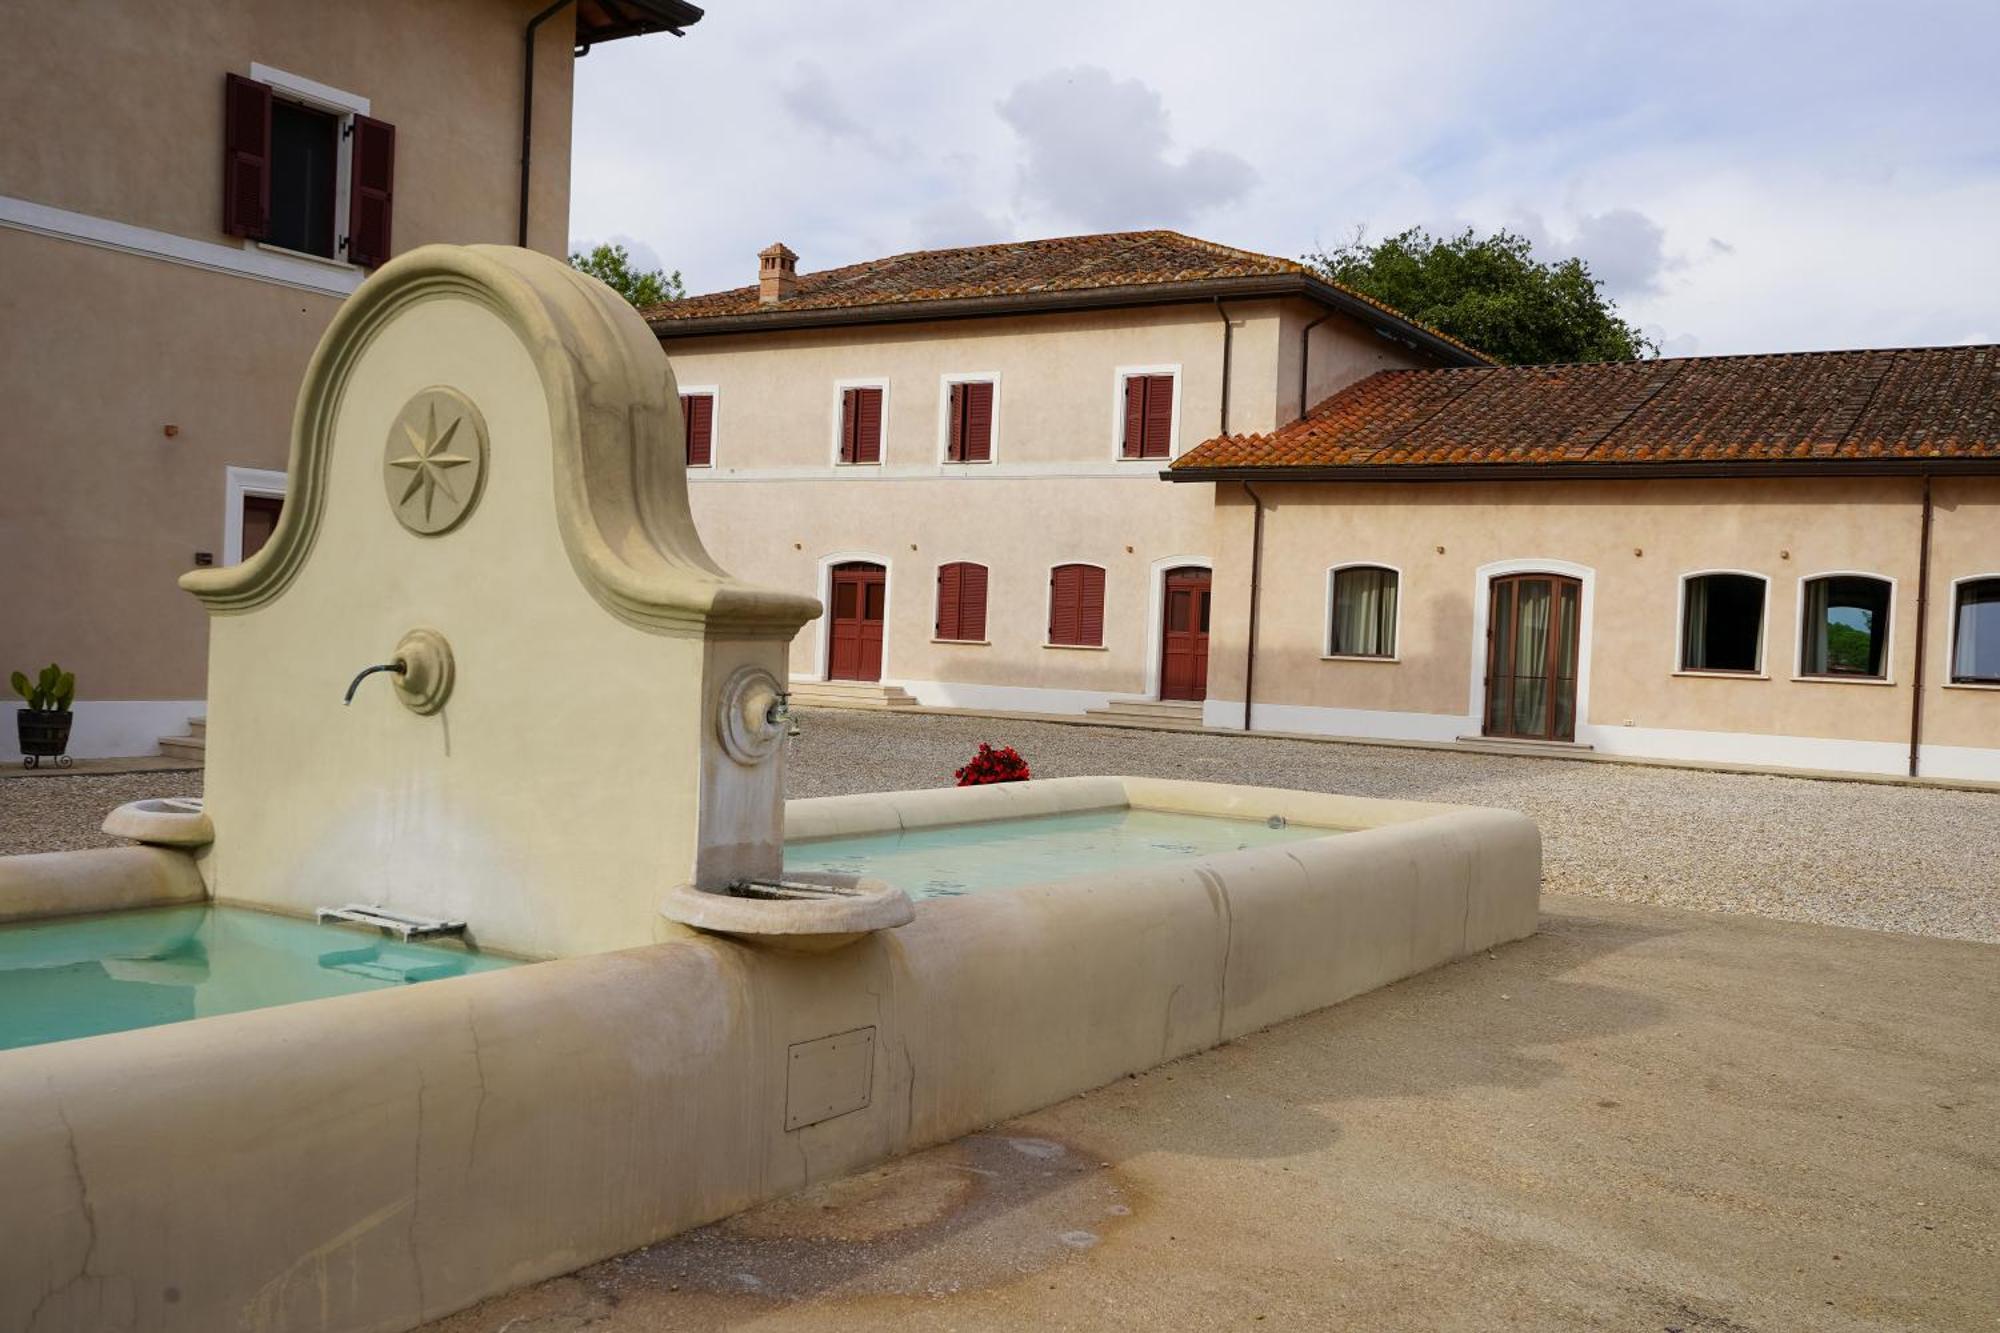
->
xmin=383 ymin=387 xmax=488 ymax=535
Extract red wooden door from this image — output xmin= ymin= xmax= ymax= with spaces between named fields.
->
xmin=1159 ymin=566 xmax=1212 ymax=701
xmin=1483 ymin=573 xmax=1581 ymax=741
xmin=828 ymin=562 xmax=887 ymax=682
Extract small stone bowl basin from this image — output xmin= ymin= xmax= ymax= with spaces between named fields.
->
xmin=102 ymin=797 xmax=215 ymax=848
xmin=660 ymin=872 xmax=913 ymax=954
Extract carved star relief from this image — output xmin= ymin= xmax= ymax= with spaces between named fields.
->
xmin=388 ymin=402 xmax=474 ymax=523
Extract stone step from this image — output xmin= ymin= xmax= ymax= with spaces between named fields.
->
xmin=188 ymin=716 xmax=206 ymax=738
xmin=157 ymin=735 xmax=206 ymax=761
xmin=1081 ymin=699 xmax=1209 ymax=731
xmin=1452 ymin=735 xmax=1596 ymax=760
xmin=787 ymin=680 xmax=921 ymax=710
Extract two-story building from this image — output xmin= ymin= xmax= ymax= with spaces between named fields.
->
xmin=650 ymin=231 xmax=1485 ymax=717
xmin=1 ymin=0 xmax=702 ymax=760
xmin=654 ymin=233 xmax=1997 ymax=781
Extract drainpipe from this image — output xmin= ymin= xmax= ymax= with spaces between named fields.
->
xmin=518 ymin=0 xmax=576 ymax=249
xmin=1298 ymin=312 xmax=1330 ymax=420
xmin=1214 ymin=298 xmax=1233 ymax=436
xmin=1908 ymin=473 xmax=1934 ymax=778
xmin=1241 ymin=482 xmax=1266 ymax=731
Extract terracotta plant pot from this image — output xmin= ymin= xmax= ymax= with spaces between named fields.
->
xmin=17 ymin=708 xmax=74 ymax=768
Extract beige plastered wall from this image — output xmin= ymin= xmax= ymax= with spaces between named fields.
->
xmin=0 ymin=0 xmax=574 ymax=747
xmin=0 ymin=777 xmax=1537 ymax=1333
xmin=664 ymin=300 xmax=1428 ymax=705
xmin=1199 ymin=475 xmax=2000 ymax=778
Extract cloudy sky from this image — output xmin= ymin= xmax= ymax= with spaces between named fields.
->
xmin=569 ymin=0 xmax=2000 ymax=357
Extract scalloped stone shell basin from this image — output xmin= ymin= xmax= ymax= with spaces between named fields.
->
xmin=784 ymin=807 xmax=1338 ymax=898
xmin=0 ymin=904 xmax=516 ymax=1050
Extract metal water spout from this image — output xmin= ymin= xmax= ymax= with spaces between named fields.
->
xmin=343 ymin=660 xmax=407 ymax=704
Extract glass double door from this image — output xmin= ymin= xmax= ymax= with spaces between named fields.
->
xmin=1483 ymin=574 xmax=1581 ymax=742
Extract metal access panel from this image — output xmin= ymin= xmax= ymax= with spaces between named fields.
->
xmin=785 ymin=1026 xmax=876 ymax=1131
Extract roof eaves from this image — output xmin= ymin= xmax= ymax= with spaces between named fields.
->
xmin=1163 ymin=456 xmax=2000 ymax=483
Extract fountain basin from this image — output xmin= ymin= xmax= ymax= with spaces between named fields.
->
xmin=0 ymin=776 xmax=1537 ymax=1333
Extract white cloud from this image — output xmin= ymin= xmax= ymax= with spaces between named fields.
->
xmin=996 ymin=67 xmax=1256 ymax=229
xmin=564 ymin=0 xmax=2000 ymax=353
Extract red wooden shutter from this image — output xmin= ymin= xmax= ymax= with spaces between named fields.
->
xmin=960 ymin=562 xmax=988 ymax=639
xmin=962 ymin=381 xmax=993 ymax=462
xmin=853 ymin=386 xmax=883 ymax=463
xmin=681 ymin=393 xmax=712 ymax=466
xmin=346 ymin=114 xmax=396 ymax=267
xmin=1051 ymin=563 xmax=1102 ymax=645
xmin=946 ymin=382 xmax=965 ymax=461
xmin=936 ymin=563 xmax=962 ymax=638
xmin=1050 ymin=567 xmax=1077 ymax=643
xmin=1141 ymin=375 xmax=1174 ymax=458
xmin=840 ymin=389 xmax=858 ymax=463
xmin=1122 ymin=376 xmax=1145 ymax=458
xmin=1078 ymin=564 xmax=1105 ymax=644
xmin=223 ymin=73 xmax=272 ymax=239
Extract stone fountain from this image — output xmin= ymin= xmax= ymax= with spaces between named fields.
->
xmin=179 ymin=245 xmax=822 ymax=959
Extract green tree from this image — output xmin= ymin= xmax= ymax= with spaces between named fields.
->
xmin=568 ymin=242 xmax=685 ymax=309
xmin=1304 ymin=227 xmax=1656 ymax=365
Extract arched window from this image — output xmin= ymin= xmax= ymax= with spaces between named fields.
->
xmin=1800 ymin=575 xmax=1891 ymax=678
xmin=1680 ymin=573 xmax=1766 ymax=673
xmin=935 ymin=562 xmax=989 ymax=641
xmin=1953 ymin=577 xmax=2000 ymax=684
xmin=1328 ymin=565 xmax=1399 ymax=658
xmin=1048 ymin=563 xmax=1106 ymax=647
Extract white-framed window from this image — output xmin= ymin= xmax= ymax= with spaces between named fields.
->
xmin=937 ymin=373 xmax=999 ymax=463
xmin=1950 ymin=574 xmax=2000 ymax=685
xmin=1796 ymin=572 xmax=1895 ymax=681
xmin=223 ymin=65 xmax=393 ymax=268
xmin=1111 ymin=364 xmax=1180 ymax=461
xmin=223 ymin=466 xmax=288 ymax=565
xmin=1677 ymin=570 xmax=1768 ymax=675
xmin=830 ymin=378 xmax=889 ymax=466
xmin=679 ymin=385 xmax=717 ymax=468
xmin=1325 ymin=563 xmax=1400 ymax=659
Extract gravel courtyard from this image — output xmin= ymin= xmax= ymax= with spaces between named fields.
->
xmin=5 ymin=708 xmax=1998 ymax=942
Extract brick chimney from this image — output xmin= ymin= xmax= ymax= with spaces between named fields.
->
xmin=758 ymin=242 xmax=798 ymax=303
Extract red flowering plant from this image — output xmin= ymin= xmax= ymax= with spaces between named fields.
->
xmin=954 ymin=743 xmax=1031 ymax=786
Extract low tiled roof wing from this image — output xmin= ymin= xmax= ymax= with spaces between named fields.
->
xmin=1170 ymin=345 xmax=2000 ymax=476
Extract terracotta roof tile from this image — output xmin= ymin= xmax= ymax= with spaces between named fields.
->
xmin=645 ymin=230 xmax=1488 ymax=361
xmin=1173 ymin=345 xmax=2000 ymax=473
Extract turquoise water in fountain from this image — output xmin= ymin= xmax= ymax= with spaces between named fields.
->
xmin=784 ymin=806 xmax=1334 ymax=899
xmin=0 ymin=905 xmax=516 ymax=1051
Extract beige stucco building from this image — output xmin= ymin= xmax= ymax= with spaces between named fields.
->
xmin=652 ymin=232 xmax=1482 ymax=714
xmin=657 ymin=241 xmax=1997 ymax=782
xmin=1172 ymin=352 xmax=2000 ymax=781
xmin=1 ymin=0 xmax=701 ymax=760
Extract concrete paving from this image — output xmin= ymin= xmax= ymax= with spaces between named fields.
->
xmin=425 ymin=895 xmax=1999 ymax=1332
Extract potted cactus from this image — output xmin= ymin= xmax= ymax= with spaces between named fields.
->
xmin=12 ymin=663 xmax=76 ymax=769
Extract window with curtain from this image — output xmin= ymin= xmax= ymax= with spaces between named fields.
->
xmin=1953 ymin=578 xmax=2000 ymax=683
xmin=1800 ymin=575 xmax=1891 ymax=677
xmin=1680 ymin=573 xmax=1765 ymax=672
xmin=1328 ymin=566 xmax=1399 ymax=657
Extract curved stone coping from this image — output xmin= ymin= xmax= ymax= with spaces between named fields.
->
xmin=660 ymin=872 xmax=913 ymax=953
xmin=0 ymin=783 xmax=1538 ymax=1333
xmin=0 ymin=846 xmax=207 ymax=924
xmin=102 ymin=797 xmax=215 ymax=848
xmin=782 ymin=773 xmax=1471 ymax=843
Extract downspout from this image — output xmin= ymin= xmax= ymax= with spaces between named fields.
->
xmin=518 ymin=0 xmax=576 ymax=249
xmin=1214 ymin=298 xmax=1233 ymax=436
xmin=1241 ymin=482 xmax=1266 ymax=731
xmin=1908 ymin=473 xmax=1934 ymax=777
xmin=1298 ymin=312 xmax=1330 ymax=420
